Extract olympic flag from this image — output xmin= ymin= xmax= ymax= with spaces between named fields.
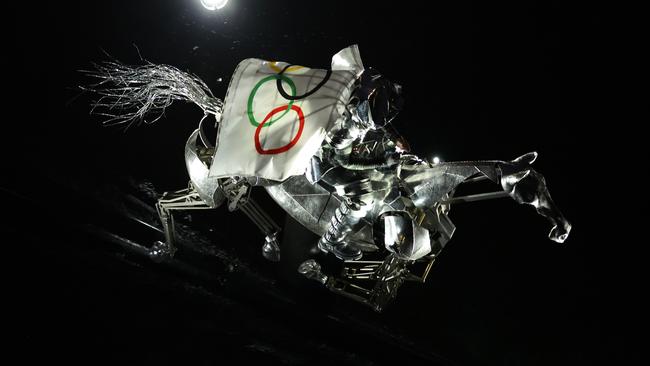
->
xmin=208 ymin=45 xmax=364 ymax=181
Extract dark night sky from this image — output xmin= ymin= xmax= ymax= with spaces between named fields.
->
xmin=4 ymin=1 xmax=642 ymax=365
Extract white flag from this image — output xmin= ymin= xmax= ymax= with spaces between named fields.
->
xmin=209 ymin=45 xmax=364 ymax=181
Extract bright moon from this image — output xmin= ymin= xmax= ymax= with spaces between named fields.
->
xmin=201 ymin=0 xmax=228 ymax=11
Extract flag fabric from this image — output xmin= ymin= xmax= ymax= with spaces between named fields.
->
xmin=209 ymin=45 xmax=364 ymax=181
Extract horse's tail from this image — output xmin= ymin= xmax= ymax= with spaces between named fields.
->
xmin=81 ymin=59 xmax=222 ymax=128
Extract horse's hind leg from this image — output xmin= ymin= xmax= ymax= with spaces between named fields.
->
xmin=238 ymin=199 xmax=282 ymax=262
xmin=150 ymin=183 xmax=213 ymax=262
xmin=221 ymin=178 xmax=282 ymax=262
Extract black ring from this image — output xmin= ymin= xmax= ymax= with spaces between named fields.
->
xmin=276 ymin=64 xmax=332 ymax=101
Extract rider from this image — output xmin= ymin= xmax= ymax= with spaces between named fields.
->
xmin=310 ymin=68 xmax=408 ymax=261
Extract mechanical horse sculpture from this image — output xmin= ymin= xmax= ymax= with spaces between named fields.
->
xmin=84 ymin=45 xmax=571 ymax=311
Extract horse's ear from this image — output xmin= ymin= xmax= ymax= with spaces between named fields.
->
xmin=502 ymin=169 xmax=531 ymax=187
xmin=513 ymin=151 xmax=538 ymax=165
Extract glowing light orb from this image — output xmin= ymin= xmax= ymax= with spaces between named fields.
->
xmin=432 ymin=156 xmax=441 ymax=164
xmin=201 ymin=0 xmax=228 ymax=10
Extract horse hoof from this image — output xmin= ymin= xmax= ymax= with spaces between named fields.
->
xmin=148 ymin=240 xmax=176 ymax=262
xmin=262 ymin=240 xmax=281 ymax=262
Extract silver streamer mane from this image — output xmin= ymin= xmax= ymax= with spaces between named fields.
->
xmin=82 ymin=59 xmax=223 ymax=128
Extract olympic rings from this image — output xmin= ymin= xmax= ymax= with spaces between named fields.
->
xmin=254 ymin=104 xmax=305 ymax=155
xmin=247 ymin=74 xmax=296 ymax=127
xmin=248 ymin=62 xmax=330 ymax=155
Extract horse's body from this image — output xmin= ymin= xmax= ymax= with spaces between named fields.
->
xmin=153 ymin=125 xmax=571 ymax=310
xmin=85 ymin=46 xmax=571 ymax=310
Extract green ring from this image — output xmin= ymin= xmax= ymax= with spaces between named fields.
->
xmin=247 ymin=74 xmax=296 ymax=127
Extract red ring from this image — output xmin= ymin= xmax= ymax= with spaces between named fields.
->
xmin=254 ymin=104 xmax=305 ymax=155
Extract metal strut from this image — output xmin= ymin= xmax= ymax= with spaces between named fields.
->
xmin=442 ymin=191 xmax=510 ymax=204
xmin=152 ymin=185 xmax=213 ymax=262
xmin=238 ymin=198 xmax=282 ymax=262
xmin=153 ymin=179 xmax=283 ymax=262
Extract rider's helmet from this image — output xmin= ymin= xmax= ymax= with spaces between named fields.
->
xmin=354 ymin=68 xmax=410 ymax=153
xmin=356 ymin=67 xmax=405 ymax=127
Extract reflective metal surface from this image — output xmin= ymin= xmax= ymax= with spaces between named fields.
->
xmin=184 ymin=129 xmax=224 ymax=208
xmin=382 ymin=213 xmax=431 ymax=261
xmin=87 ymin=45 xmax=572 ymax=311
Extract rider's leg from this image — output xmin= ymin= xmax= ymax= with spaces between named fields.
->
xmin=318 ymin=197 xmax=372 ymax=261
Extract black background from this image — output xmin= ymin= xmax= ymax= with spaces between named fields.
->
xmin=4 ymin=1 xmax=642 ymax=365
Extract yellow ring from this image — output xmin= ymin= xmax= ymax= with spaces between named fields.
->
xmin=268 ymin=61 xmax=304 ymax=73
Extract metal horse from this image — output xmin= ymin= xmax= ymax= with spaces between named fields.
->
xmin=85 ymin=52 xmax=571 ymax=311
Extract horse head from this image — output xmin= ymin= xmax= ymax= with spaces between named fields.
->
xmin=500 ymin=153 xmax=572 ymax=243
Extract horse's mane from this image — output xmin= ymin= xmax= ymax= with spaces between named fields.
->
xmin=81 ymin=56 xmax=222 ymax=129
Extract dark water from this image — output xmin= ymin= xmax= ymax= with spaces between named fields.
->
xmin=4 ymin=1 xmax=640 ymax=365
